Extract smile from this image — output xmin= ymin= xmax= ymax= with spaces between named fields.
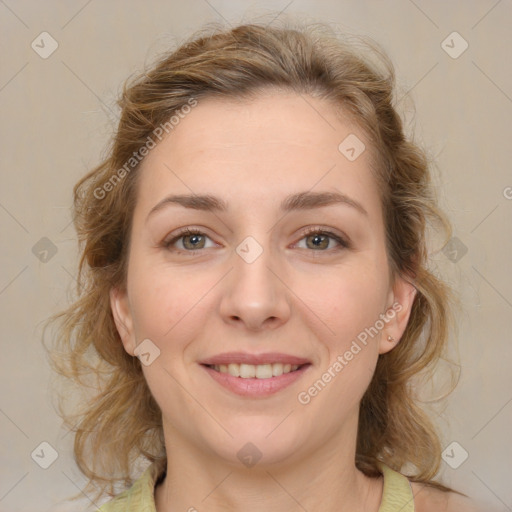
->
xmin=202 ymin=362 xmax=311 ymax=397
xmin=208 ymin=363 xmax=302 ymax=379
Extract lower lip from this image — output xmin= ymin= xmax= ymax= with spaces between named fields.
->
xmin=202 ymin=364 xmax=310 ymax=397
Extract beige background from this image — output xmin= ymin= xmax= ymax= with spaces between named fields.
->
xmin=1 ymin=1 xmax=511 ymax=511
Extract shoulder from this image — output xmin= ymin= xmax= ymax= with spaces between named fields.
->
xmin=98 ymin=460 xmax=165 ymax=511
xmin=410 ymin=481 xmax=486 ymax=512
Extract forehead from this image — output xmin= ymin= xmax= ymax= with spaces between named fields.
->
xmin=136 ymin=91 xmax=381 ymax=218
xmin=149 ymin=91 xmax=365 ymax=162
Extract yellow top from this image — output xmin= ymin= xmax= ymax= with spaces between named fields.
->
xmin=377 ymin=461 xmax=415 ymax=512
xmin=98 ymin=459 xmax=414 ymax=511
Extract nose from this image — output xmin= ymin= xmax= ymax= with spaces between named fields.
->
xmin=218 ymin=241 xmax=291 ymax=332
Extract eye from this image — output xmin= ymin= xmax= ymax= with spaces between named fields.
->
xmin=295 ymin=227 xmax=350 ymax=251
xmin=163 ymin=228 xmax=216 ymax=253
xmin=162 ymin=226 xmax=350 ymax=255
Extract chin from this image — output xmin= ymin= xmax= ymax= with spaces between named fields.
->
xmin=204 ymin=416 xmax=307 ymax=469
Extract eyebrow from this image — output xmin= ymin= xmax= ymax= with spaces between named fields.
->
xmin=147 ymin=190 xmax=368 ymax=219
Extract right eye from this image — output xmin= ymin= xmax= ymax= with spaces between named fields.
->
xmin=163 ymin=228 xmax=217 ymax=254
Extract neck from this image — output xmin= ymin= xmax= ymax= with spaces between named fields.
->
xmin=154 ymin=416 xmax=383 ymax=512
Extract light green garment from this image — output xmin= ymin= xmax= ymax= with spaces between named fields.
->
xmin=377 ymin=461 xmax=415 ymax=512
xmin=99 ymin=459 xmax=414 ymax=511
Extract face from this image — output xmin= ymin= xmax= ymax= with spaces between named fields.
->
xmin=111 ymin=90 xmax=416 ymax=468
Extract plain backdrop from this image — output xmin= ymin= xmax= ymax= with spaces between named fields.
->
xmin=1 ymin=1 xmax=511 ymax=511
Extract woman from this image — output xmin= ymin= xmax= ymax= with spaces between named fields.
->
xmin=48 ymin=20 xmax=483 ymax=511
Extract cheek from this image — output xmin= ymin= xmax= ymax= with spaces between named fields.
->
xmin=295 ymin=266 xmax=387 ymax=416
xmin=127 ymin=260 xmax=215 ymax=345
xmin=296 ymin=259 xmax=389 ymax=348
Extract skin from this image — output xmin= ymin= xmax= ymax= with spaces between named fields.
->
xmin=110 ymin=90 xmax=468 ymax=511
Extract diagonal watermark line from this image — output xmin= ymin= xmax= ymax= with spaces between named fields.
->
xmin=59 ymin=218 xmax=74 ymax=233
xmin=202 ymin=0 xmax=232 ymax=26
xmin=471 ymin=470 xmax=511 ymax=511
xmin=60 ymin=264 xmax=76 ymax=281
xmin=61 ymin=471 xmax=101 ymax=511
xmin=266 ymin=266 xmax=336 ymax=336
xmin=199 ymin=0 xmax=245 ymax=47
xmin=398 ymin=62 xmax=439 ymax=103
xmin=471 ymin=395 xmax=512 ymax=439
xmin=396 ymin=485 xmax=426 ymax=512
xmin=162 ymin=267 xmax=234 ymax=337
xmin=61 ymin=426 xmax=75 ymax=440
xmin=61 ymin=60 xmax=117 ymax=120
xmin=0 ymin=408 xmax=29 ymax=438
xmin=265 ymin=0 xmax=295 ymax=27
xmin=0 ymin=202 xmax=29 ymax=233
xmin=0 ymin=266 xmax=28 ymax=295
xmin=265 ymin=409 xmax=295 ymax=438
xmin=470 ymin=204 xmax=499 ymax=233
xmin=472 ymin=0 xmax=502 ymax=29
xmin=160 ymin=365 xmax=233 ymax=438
xmin=61 ymin=0 xmax=94 ymax=29
xmin=0 ymin=472 xmax=29 ymax=502
xmin=407 ymin=0 xmax=439 ymax=28
xmin=472 ymin=61 xmax=512 ymax=104
xmin=472 ymin=266 xmax=512 ymax=308
xmin=266 ymin=471 xmax=310 ymax=511
xmin=59 ymin=207 xmax=77 ymax=233
xmin=201 ymin=471 xmax=233 ymax=502
xmin=298 ymin=94 xmax=337 ymax=131
xmin=0 ymin=0 xmax=29 ymax=28
xmin=0 ymin=62 xmax=29 ymax=93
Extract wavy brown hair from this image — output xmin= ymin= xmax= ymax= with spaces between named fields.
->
xmin=45 ymin=18 xmax=460 ymax=501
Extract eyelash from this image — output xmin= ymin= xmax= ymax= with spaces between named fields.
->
xmin=162 ymin=226 xmax=351 ymax=255
xmin=300 ymin=226 xmax=350 ymax=248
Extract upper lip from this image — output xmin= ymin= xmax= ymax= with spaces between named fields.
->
xmin=200 ymin=352 xmax=311 ymax=366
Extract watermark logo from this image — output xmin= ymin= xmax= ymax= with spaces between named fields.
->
xmin=338 ymin=134 xmax=366 ymax=162
xmin=31 ymin=441 xmax=59 ymax=469
xmin=237 ymin=442 xmax=263 ymax=468
xmin=442 ymin=236 xmax=468 ymax=263
xmin=236 ymin=236 xmax=263 ymax=264
xmin=31 ymin=32 xmax=58 ymax=59
xmin=134 ymin=338 xmax=161 ymax=366
xmin=32 ymin=237 xmax=58 ymax=263
xmin=441 ymin=32 xmax=469 ymax=60
xmin=442 ymin=441 xmax=469 ymax=469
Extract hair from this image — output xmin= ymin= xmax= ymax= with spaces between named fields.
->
xmin=45 ymin=18 xmax=461 ymax=501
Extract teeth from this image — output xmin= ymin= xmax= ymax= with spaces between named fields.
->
xmin=272 ymin=363 xmax=283 ymax=377
xmin=212 ymin=363 xmax=301 ymax=379
xmin=227 ymin=363 xmax=240 ymax=377
xmin=240 ymin=363 xmax=256 ymax=378
xmin=255 ymin=364 xmax=272 ymax=379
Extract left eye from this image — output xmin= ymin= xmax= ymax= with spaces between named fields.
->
xmin=295 ymin=230 xmax=347 ymax=251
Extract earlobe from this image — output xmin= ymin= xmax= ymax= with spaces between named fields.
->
xmin=379 ymin=276 xmax=417 ymax=355
xmin=110 ymin=287 xmax=136 ymax=356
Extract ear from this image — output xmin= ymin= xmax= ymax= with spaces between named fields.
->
xmin=110 ymin=286 xmax=136 ymax=356
xmin=378 ymin=274 xmax=417 ymax=355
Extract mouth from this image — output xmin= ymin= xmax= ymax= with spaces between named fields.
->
xmin=199 ymin=353 xmax=311 ymax=397
xmin=204 ymin=362 xmax=308 ymax=379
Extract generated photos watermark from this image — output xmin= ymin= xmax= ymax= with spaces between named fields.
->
xmin=93 ymin=97 xmax=198 ymax=200
xmin=297 ymin=301 xmax=403 ymax=405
